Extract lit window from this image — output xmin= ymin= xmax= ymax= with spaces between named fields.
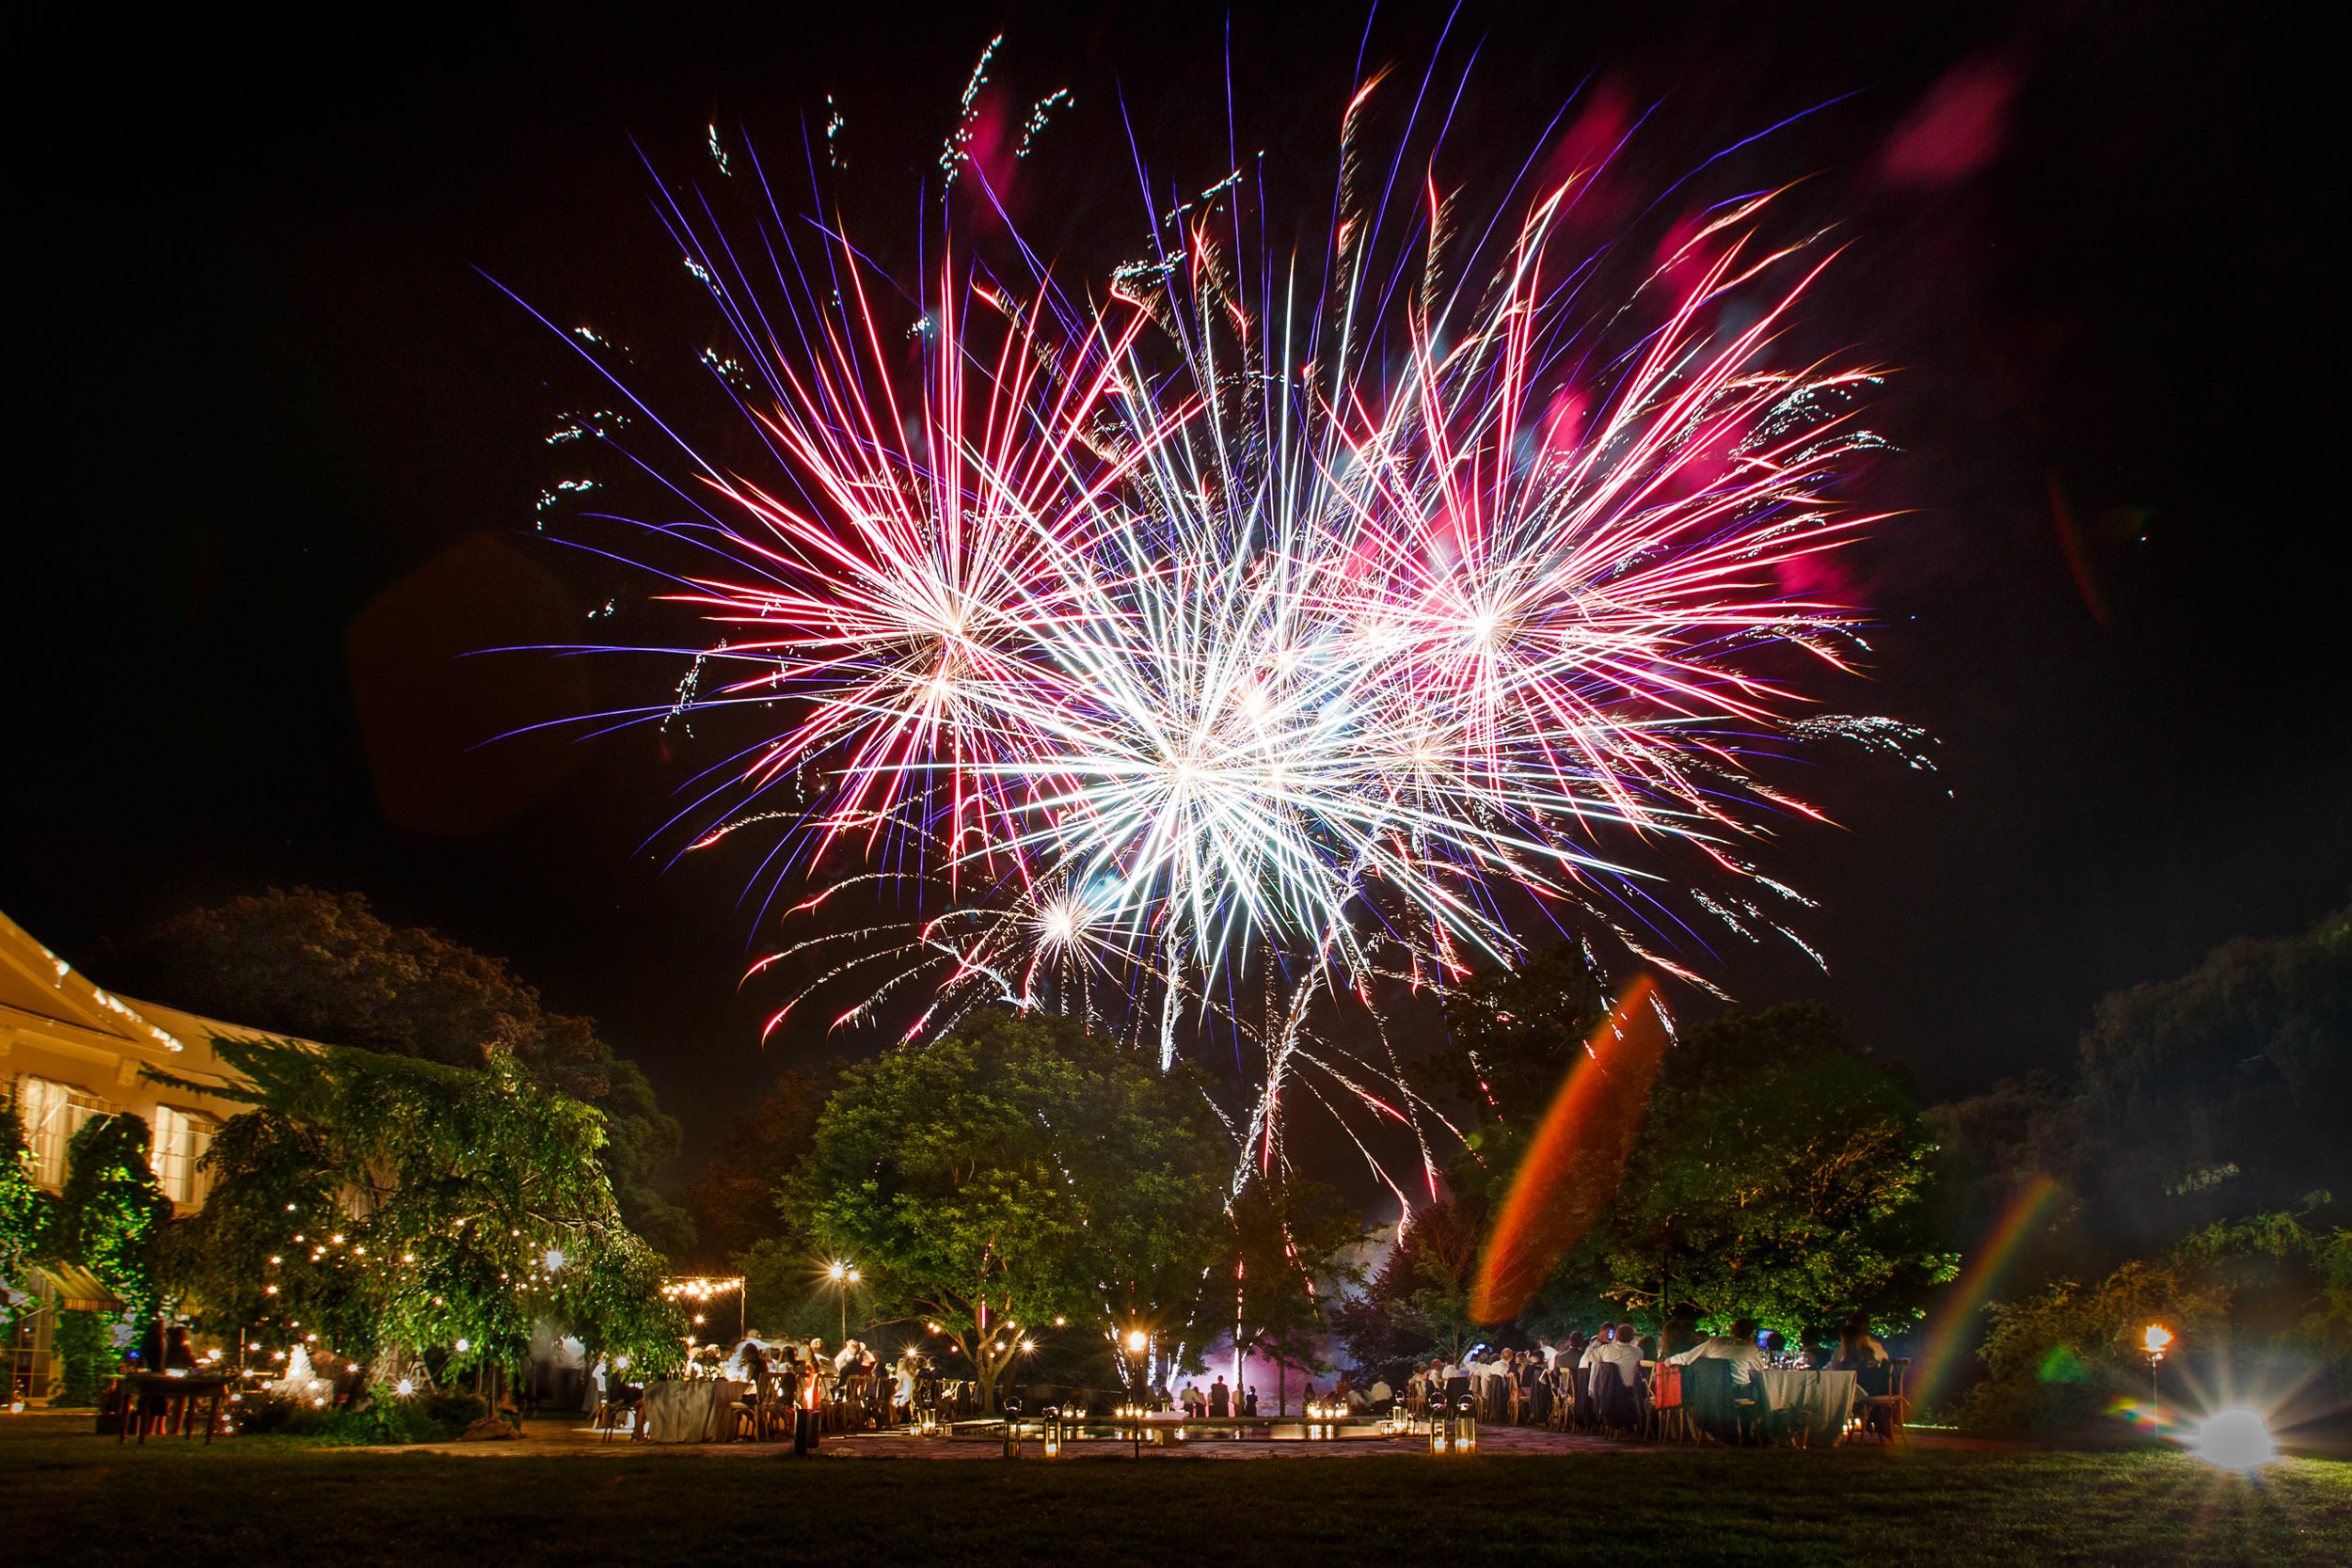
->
xmin=15 ymin=1076 xmax=111 ymax=1189
xmin=151 ymin=1106 xmax=219 ymax=1206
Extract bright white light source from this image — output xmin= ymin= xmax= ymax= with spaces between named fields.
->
xmin=2188 ymin=1408 xmax=2276 ymax=1470
xmin=454 ymin=1338 xmax=470 ymax=1354
xmin=1126 ymin=1330 xmax=1146 ymax=1354
xmin=544 ymin=1248 xmax=565 ymax=1271
xmin=395 ymin=1378 xmax=415 ymax=1397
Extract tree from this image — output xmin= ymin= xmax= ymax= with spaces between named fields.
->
xmin=109 ymin=888 xmax=693 ymax=1256
xmin=45 ymin=1115 xmax=173 ymax=1404
xmin=1228 ymin=1173 xmax=1363 ymax=1414
xmin=687 ymin=1061 xmax=841 ymax=1270
xmin=1589 ymin=1004 xmax=1957 ymax=1336
xmin=1334 ymin=1196 xmax=1488 ymax=1372
xmin=1 ymin=1089 xmax=56 ymax=1337
xmin=1429 ymin=944 xmax=1610 ymax=1127
xmin=791 ymin=1011 xmax=1227 ymax=1411
xmin=1962 ymin=1207 xmax=2352 ymax=1430
xmin=155 ymin=1036 xmax=683 ymax=1393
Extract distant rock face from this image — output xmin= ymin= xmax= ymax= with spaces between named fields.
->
xmin=457 ymin=1416 xmax=520 ymax=1442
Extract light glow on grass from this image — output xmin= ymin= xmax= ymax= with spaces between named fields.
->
xmin=2185 ymin=1408 xmax=2276 ymax=1471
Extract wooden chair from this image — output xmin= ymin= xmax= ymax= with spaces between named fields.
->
xmin=1857 ymin=1358 xmax=1910 ymax=1444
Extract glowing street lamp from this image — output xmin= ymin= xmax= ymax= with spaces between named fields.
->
xmin=2143 ymin=1324 xmax=2173 ymax=1407
xmin=828 ymin=1262 xmax=860 ymax=1342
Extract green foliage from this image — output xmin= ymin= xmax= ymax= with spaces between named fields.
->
xmin=1431 ymin=944 xmax=1609 ymax=1126
xmin=1960 ymin=1208 xmax=2351 ymax=1430
xmin=1375 ymin=1198 xmax=1488 ymax=1365
xmin=54 ymin=1114 xmax=173 ymax=1319
xmin=156 ymin=1036 xmax=684 ymax=1378
xmin=1 ymin=1090 xmax=57 ymax=1332
xmin=113 ymin=888 xmax=693 ymax=1257
xmin=53 ymin=1310 xmax=117 ymax=1406
xmin=1435 ymin=960 xmax=1955 ymax=1340
xmin=1932 ymin=903 xmax=2351 ymax=1254
xmin=234 ymin=1386 xmax=487 ymax=1443
xmin=792 ymin=1011 xmax=1227 ymax=1408
xmin=1587 ymin=1004 xmax=1958 ymax=1336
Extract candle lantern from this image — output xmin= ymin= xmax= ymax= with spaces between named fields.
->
xmin=1042 ymin=1405 xmax=1062 ymax=1458
xmin=1428 ymin=1402 xmax=1450 ymax=1455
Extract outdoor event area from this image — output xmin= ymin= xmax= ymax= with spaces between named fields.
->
xmin=6 ymin=3 xmax=2347 ymax=1564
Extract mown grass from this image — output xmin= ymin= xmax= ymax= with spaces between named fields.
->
xmin=8 ymin=1414 xmax=2348 ymax=1565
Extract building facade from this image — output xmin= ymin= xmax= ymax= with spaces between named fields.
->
xmin=2 ymin=908 xmax=285 ymax=1401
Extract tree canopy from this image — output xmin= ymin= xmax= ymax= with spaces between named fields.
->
xmin=1932 ymin=902 xmax=2351 ymax=1256
xmin=109 ymin=887 xmax=692 ymax=1255
xmin=791 ymin=1011 xmax=1228 ymax=1408
xmin=1587 ymin=1004 xmax=1958 ymax=1335
xmin=1410 ymin=958 xmax=1956 ymax=1353
xmin=155 ymin=1036 xmax=682 ymax=1382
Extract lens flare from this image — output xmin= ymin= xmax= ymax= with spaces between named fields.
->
xmin=1470 ymin=975 xmax=1672 ymax=1323
xmin=1910 ymin=1173 xmax=2067 ymax=1412
xmin=2186 ymin=1408 xmax=2276 ymax=1471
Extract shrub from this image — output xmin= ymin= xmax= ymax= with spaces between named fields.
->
xmin=233 ymin=1387 xmax=486 ymax=1443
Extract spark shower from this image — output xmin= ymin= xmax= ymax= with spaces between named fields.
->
xmin=521 ymin=45 xmax=1915 ymax=1204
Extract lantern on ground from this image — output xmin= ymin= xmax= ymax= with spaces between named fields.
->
xmin=1042 ymin=1404 xmax=1062 ymax=1458
xmin=1454 ymin=1394 xmax=1479 ymax=1453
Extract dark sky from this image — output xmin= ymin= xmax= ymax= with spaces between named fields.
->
xmin=9 ymin=2 xmax=2342 ymax=1183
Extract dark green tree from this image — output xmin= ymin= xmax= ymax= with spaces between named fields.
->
xmin=687 ymin=1061 xmax=842 ymax=1270
xmin=109 ymin=888 xmax=693 ymax=1256
xmin=791 ymin=1011 xmax=1227 ymax=1411
xmin=1225 ymin=1172 xmax=1363 ymax=1414
xmin=1430 ymin=944 xmax=1610 ymax=1127
xmin=1590 ymin=1004 xmax=1957 ymax=1336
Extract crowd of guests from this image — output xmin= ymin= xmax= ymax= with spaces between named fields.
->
xmin=586 ymin=1334 xmax=954 ymax=1433
xmin=1395 ymin=1309 xmax=1898 ymax=1437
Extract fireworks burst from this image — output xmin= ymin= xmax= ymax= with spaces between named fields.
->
xmin=526 ymin=54 xmax=1908 ymax=1199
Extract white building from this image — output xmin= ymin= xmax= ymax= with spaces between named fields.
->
xmin=2 ymin=907 xmax=293 ymax=1401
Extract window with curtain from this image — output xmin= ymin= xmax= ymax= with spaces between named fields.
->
xmin=14 ymin=1075 xmax=112 ymax=1189
xmin=150 ymin=1104 xmax=218 ymax=1206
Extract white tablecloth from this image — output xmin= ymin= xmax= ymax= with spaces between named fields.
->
xmin=1752 ymin=1369 xmax=1857 ymax=1435
xmin=642 ymin=1380 xmax=746 ymax=1443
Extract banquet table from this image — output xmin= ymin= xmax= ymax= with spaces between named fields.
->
xmin=1751 ymin=1369 xmax=1857 ymax=1439
xmin=642 ymin=1379 xmax=747 ymax=1443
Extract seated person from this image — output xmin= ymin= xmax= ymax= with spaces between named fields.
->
xmin=1364 ymin=1378 xmax=1391 ymax=1414
xmin=1670 ymin=1317 xmax=1767 ymax=1387
xmin=1831 ymin=1313 xmax=1889 ymax=1370
xmin=1581 ymin=1322 xmax=1644 ymax=1386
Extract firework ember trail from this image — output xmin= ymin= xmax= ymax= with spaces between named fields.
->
xmin=524 ymin=55 xmax=1911 ymax=1202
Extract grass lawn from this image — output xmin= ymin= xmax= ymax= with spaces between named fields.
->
xmin=8 ymin=1415 xmax=2347 ymax=1566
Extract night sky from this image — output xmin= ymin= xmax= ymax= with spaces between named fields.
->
xmin=10 ymin=2 xmax=2342 ymax=1186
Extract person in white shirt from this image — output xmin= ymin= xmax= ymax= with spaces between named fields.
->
xmin=1670 ymin=1317 xmax=1766 ymax=1386
xmin=1582 ymin=1323 xmax=1643 ymax=1383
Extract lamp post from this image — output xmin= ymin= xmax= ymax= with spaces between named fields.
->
xmin=828 ymin=1261 xmax=859 ymax=1344
xmin=2143 ymin=1324 xmax=2172 ymax=1411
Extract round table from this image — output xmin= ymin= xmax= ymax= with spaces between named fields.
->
xmin=1751 ymin=1368 xmax=1858 ymax=1439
